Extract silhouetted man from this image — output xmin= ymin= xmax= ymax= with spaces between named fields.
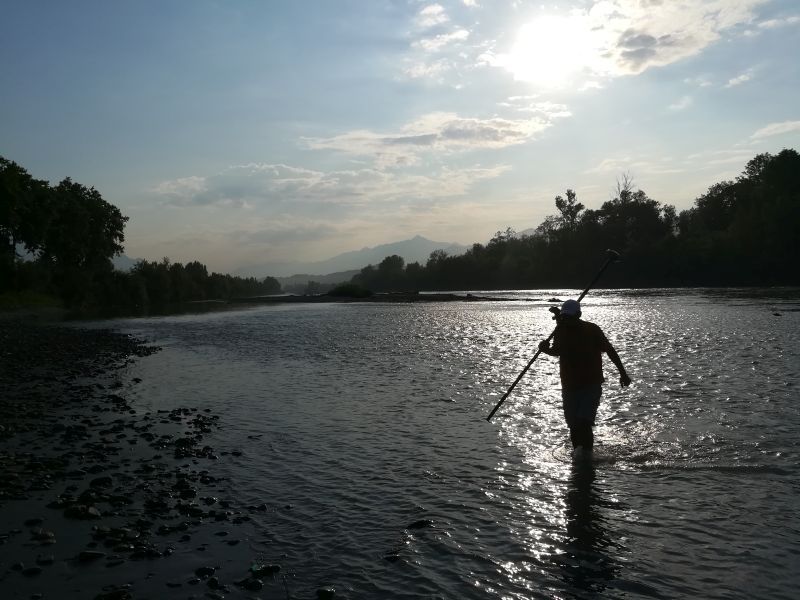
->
xmin=538 ymin=299 xmax=631 ymax=456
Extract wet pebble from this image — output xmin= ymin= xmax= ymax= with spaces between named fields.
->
xmin=30 ymin=528 xmax=56 ymax=542
xmin=195 ymin=566 xmax=216 ymax=579
xmin=79 ymin=550 xmax=107 ymax=562
xmin=206 ymin=576 xmax=228 ymax=591
xmin=64 ymin=504 xmax=102 ymax=520
xmin=94 ymin=588 xmax=132 ymax=600
xmin=0 ymin=323 xmax=240 ymax=600
xmin=317 ymin=587 xmax=336 ymax=599
xmin=250 ymin=563 xmax=281 ymax=577
xmin=90 ymin=476 xmax=113 ymax=489
xmin=236 ymin=577 xmax=263 ymax=591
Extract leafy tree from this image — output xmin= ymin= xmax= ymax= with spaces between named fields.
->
xmin=554 ymin=189 xmax=584 ymax=232
xmin=305 ymin=280 xmax=322 ymax=295
xmin=685 ymin=181 xmax=737 ymax=233
xmin=6 ymin=150 xmax=800 ymax=307
xmin=41 ymin=178 xmax=128 ymax=269
xmin=0 ymin=158 xmax=52 ymax=290
xmin=378 ymin=254 xmax=405 ymax=289
xmin=0 ymin=158 xmax=50 ymax=257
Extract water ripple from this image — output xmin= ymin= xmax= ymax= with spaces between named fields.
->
xmin=103 ymin=289 xmax=800 ymax=599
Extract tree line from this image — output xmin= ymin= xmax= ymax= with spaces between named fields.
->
xmin=350 ymin=149 xmax=800 ymax=292
xmin=1 ymin=156 xmax=280 ymax=312
xmin=3 ymin=149 xmax=798 ymax=311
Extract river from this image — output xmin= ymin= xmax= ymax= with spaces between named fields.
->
xmin=97 ymin=288 xmax=800 ymax=598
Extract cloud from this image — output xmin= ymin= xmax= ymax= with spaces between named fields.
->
xmin=725 ymin=68 xmax=754 ymax=87
xmin=594 ymin=0 xmax=769 ymax=75
xmin=750 ymin=120 xmax=800 ymax=140
xmin=305 ymin=111 xmax=568 ymax=168
xmin=413 ymin=28 xmax=469 ymax=52
xmin=152 ymin=176 xmax=207 ymax=199
xmin=579 ymin=80 xmax=605 ymax=91
xmin=668 ymin=95 xmax=693 ymax=111
xmin=686 ymin=149 xmax=758 ymax=167
xmin=589 ymin=146 xmax=784 ymax=181
xmin=145 ymin=160 xmax=514 ymax=269
xmin=743 ymin=14 xmax=800 ymax=36
xmin=757 ymin=15 xmax=800 ymax=29
xmin=416 ymin=4 xmax=449 ymax=29
xmin=402 ymin=59 xmax=452 ymax=79
xmin=151 ymin=161 xmax=512 ymax=210
xmin=684 ymin=75 xmax=713 ymax=87
xmin=498 ymin=97 xmax=573 ymax=118
xmin=585 ymin=156 xmax=685 ymax=176
xmin=152 ymin=164 xmax=340 ymax=208
xmin=468 ymin=0 xmax=769 ymax=86
xmin=236 ymin=220 xmax=340 ymax=246
xmin=403 ymin=2 xmax=474 ymax=82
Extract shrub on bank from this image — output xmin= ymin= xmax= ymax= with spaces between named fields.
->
xmin=328 ymin=283 xmax=373 ymax=298
xmin=0 ymin=290 xmax=62 ymax=311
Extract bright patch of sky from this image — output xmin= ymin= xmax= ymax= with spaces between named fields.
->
xmin=1 ymin=0 xmax=799 ymax=272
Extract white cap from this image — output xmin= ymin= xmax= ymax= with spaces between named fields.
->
xmin=560 ymin=299 xmax=581 ymax=316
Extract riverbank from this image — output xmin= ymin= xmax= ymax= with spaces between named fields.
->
xmin=0 ymin=291 xmax=522 ymax=323
xmin=228 ymin=291 xmax=521 ymax=305
xmin=0 ymin=319 xmax=298 ymax=599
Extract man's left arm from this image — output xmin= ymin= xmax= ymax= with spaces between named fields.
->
xmin=603 ymin=338 xmax=631 ymax=387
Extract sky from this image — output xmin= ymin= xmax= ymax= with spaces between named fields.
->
xmin=2 ymin=0 xmax=799 ymax=274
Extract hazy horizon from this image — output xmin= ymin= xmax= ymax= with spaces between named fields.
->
xmin=2 ymin=0 xmax=799 ymax=273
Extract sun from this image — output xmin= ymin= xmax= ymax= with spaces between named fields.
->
xmin=501 ymin=15 xmax=597 ymax=87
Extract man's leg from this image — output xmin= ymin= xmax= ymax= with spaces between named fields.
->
xmin=571 ymin=385 xmax=602 ymax=451
xmin=563 ymin=391 xmax=580 ymax=448
xmin=567 ymin=425 xmax=581 ymax=448
xmin=573 ymin=420 xmax=594 ymax=450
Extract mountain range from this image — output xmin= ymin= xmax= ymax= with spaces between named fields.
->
xmin=235 ymin=235 xmax=468 ymax=279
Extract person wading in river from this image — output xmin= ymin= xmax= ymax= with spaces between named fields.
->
xmin=537 ymin=299 xmax=631 ymax=456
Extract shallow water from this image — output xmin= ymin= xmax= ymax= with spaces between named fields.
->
xmin=99 ymin=289 xmax=800 ymax=598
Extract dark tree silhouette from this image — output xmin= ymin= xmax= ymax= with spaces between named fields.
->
xmin=346 ymin=149 xmax=800 ymax=292
xmin=4 ymin=149 xmax=799 ymax=308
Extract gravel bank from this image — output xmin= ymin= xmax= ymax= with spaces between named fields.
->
xmin=0 ymin=320 xmax=295 ymax=600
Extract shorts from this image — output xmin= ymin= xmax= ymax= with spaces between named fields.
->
xmin=562 ymin=385 xmax=602 ymax=427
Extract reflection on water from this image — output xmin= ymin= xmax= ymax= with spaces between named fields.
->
xmin=559 ymin=463 xmax=619 ymax=596
xmin=93 ymin=288 xmax=800 ymax=599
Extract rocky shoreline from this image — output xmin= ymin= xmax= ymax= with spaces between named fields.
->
xmin=0 ymin=319 xmax=321 ymax=600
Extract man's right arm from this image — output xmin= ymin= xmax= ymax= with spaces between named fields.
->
xmin=538 ymin=339 xmax=558 ymax=356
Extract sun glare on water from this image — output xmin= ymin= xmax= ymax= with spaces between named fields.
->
xmin=501 ymin=15 xmax=599 ymax=87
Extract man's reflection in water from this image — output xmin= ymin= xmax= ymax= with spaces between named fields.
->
xmin=557 ymin=461 xmax=622 ymax=596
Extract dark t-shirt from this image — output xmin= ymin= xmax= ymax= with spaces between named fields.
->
xmin=551 ymin=319 xmax=612 ymax=391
